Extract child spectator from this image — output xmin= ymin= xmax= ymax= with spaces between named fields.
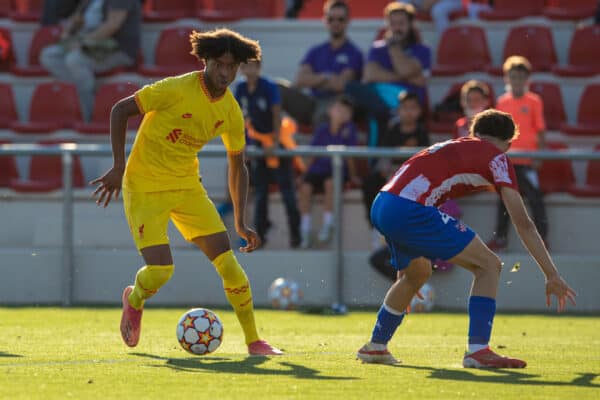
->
xmin=235 ymin=60 xmax=302 ymax=249
xmin=298 ymin=95 xmax=361 ymax=248
xmin=454 ymin=80 xmax=492 ymax=138
xmin=488 ymin=56 xmax=548 ymax=251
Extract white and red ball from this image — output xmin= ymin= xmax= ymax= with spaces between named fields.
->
xmin=176 ymin=308 xmax=223 ymax=355
xmin=268 ymin=278 xmax=303 ymax=310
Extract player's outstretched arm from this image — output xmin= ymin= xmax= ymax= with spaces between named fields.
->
xmin=500 ymin=186 xmax=577 ymax=312
xmin=90 ymin=96 xmax=141 ymax=208
xmin=227 ymin=151 xmax=260 ymax=252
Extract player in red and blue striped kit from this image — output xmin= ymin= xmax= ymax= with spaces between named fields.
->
xmin=357 ymin=109 xmax=577 ymax=368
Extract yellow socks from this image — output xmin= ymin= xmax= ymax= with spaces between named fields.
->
xmin=128 ymin=264 xmax=174 ymax=310
xmin=212 ymin=250 xmax=259 ymax=345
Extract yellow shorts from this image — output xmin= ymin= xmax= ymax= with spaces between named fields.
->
xmin=122 ymin=184 xmax=226 ymax=250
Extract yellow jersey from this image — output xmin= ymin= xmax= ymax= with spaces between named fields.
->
xmin=124 ymin=71 xmax=245 ymax=192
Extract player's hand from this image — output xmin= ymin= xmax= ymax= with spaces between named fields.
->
xmin=237 ymin=226 xmax=261 ymax=253
xmin=545 ymin=275 xmax=577 ymax=312
xmin=90 ymin=165 xmax=124 ymax=208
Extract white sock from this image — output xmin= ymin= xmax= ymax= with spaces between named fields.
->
xmin=383 ymin=303 xmax=404 ymax=316
xmin=369 ymin=342 xmax=387 ymax=351
xmin=323 ymin=211 xmax=333 ymax=226
xmin=467 ymin=343 xmax=489 ymax=354
xmin=301 ymin=214 xmax=311 ymax=234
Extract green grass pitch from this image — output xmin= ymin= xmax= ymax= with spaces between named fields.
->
xmin=0 ymin=308 xmax=598 ymax=400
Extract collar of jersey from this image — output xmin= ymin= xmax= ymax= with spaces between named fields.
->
xmin=199 ymin=71 xmax=226 ymax=103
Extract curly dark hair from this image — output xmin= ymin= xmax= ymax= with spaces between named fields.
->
xmin=190 ymin=28 xmax=261 ymax=63
xmin=470 ymin=109 xmax=519 ymax=141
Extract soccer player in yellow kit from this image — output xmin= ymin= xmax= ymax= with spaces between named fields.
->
xmin=91 ymin=28 xmax=283 ymax=355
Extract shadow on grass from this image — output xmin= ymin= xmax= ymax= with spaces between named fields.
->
xmin=0 ymin=351 xmax=22 ymax=358
xmin=130 ymin=352 xmax=357 ymax=381
xmin=399 ymin=365 xmax=600 ymax=388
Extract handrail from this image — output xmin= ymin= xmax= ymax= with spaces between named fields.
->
xmin=1 ymin=143 xmax=599 ymax=306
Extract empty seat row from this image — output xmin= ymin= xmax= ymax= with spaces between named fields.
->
xmin=0 ymin=142 xmax=85 ymax=192
xmin=0 ymin=82 xmax=141 ymax=134
xmin=539 ymin=143 xmax=600 ymax=197
xmin=0 ymin=0 xmax=282 ymax=22
xmin=434 ymin=24 xmax=600 ymax=77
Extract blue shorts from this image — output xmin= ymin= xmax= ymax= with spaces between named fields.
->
xmin=370 ymin=191 xmax=475 ymax=271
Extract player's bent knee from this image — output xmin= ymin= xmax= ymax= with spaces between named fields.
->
xmin=406 ymin=258 xmax=433 ymax=286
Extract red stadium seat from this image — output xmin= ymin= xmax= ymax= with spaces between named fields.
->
xmin=0 ymin=0 xmax=13 ymax=17
xmin=138 ymin=27 xmax=202 ymax=77
xmin=560 ymin=84 xmax=600 ymax=137
xmin=543 ymin=0 xmax=597 ymax=20
xmin=552 ymin=26 xmax=600 ymax=77
xmin=538 ymin=142 xmax=576 ymax=194
xmin=0 ymin=27 xmax=16 ymax=72
xmin=9 ymin=142 xmax=85 ymax=192
xmin=529 ymin=82 xmax=566 ymax=131
xmin=10 ymin=0 xmax=43 ymax=22
xmin=487 ymin=26 xmax=557 ymax=75
xmin=432 ymin=26 xmax=491 ymax=76
xmin=11 ymin=25 xmax=62 ymax=77
xmin=10 ymin=82 xmax=83 ymax=134
xmin=0 ymin=83 xmax=18 ymax=129
xmin=74 ymin=82 xmax=141 ymax=135
xmin=196 ymin=0 xmax=282 ymax=21
xmin=478 ymin=0 xmax=544 ymax=20
xmin=569 ymin=145 xmax=600 ymax=197
xmin=143 ymin=0 xmax=196 ymax=22
xmin=0 ymin=142 xmax=19 ymax=187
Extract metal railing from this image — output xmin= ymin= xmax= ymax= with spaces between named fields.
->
xmin=1 ymin=142 xmax=600 ymax=306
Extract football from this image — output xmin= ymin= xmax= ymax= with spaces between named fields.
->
xmin=410 ymin=283 xmax=435 ymax=312
xmin=268 ymin=277 xmax=303 ymax=310
xmin=176 ymin=308 xmax=223 ymax=355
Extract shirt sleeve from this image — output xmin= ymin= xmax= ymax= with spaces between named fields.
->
xmin=489 ymin=153 xmax=519 ymax=191
xmin=417 ymin=45 xmax=432 ymax=76
xmin=366 ymin=45 xmax=379 ymax=63
xmin=268 ymin=80 xmax=281 ymax=106
xmin=221 ymin=99 xmax=246 ymax=154
xmin=300 ymin=46 xmax=317 ymax=67
xmin=134 ymin=76 xmax=181 ymax=114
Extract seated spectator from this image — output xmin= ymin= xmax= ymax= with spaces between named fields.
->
xmin=454 ymin=80 xmax=492 ymax=138
xmin=298 ymin=95 xmax=361 ymax=249
xmin=279 ymin=0 xmax=363 ymax=127
xmin=346 ymin=2 xmax=431 ymax=146
xmin=41 ymin=0 xmax=80 ymax=26
xmin=40 ymin=0 xmax=141 ymax=120
xmin=488 ymin=56 xmax=548 ymax=251
xmin=361 ymin=92 xmax=429 ymax=248
xmin=404 ymin=0 xmax=463 ymax=33
xmin=235 ymin=60 xmax=302 ymax=249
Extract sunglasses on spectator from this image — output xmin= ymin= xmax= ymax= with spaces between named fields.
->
xmin=327 ymin=16 xmax=347 ymax=23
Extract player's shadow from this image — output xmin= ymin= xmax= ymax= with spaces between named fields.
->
xmin=0 ymin=351 xmax=22 ymax=358
xmin=399 ymin=365 xmax=600 ymax=388
xmin=130 ymin=352 xmax=356 ymax=381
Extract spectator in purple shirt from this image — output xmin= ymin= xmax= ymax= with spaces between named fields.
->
xmin=279 ymin=0 xmax=364 ymax=127
xmin=346 ymin=1 xmax=430 ymax=147
xmin=298 ymin=95 xmax=361 ymax=249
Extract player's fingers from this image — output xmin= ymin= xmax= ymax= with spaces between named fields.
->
xmin=546 ymin=295 xmax=551 ymax=308
xmin=416 ymin=290 xmax=425 ymax=300
xmin=114 ymin=188 xmax=121 ymax=200
xmin=103 ymin=190 xmax=113 ymax=208
xmin=567 ymin=292 xmax=577 ymax=306
xmin=96 ymin=189 xmax=107 ymax=206
xmin=92 ymin=184 xmax=104 ymax=196
xmin=89 ymin=177 xmax=103 ymax=185
xmin=558 ymin=296 xmax=565 ymax=313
